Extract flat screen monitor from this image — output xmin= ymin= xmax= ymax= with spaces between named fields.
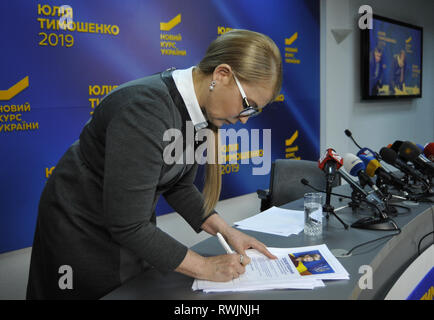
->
xmin=361 ymin=15 xmax=423 ymax=99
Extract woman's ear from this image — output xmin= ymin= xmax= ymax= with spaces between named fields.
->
xmin=212 ymin=64 xmax=233 ymax=86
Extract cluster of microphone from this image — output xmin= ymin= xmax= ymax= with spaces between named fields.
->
xmin=312 ymin=130 xmax=434 ymax=231
xmin=319 ymin=132 xmax=433 ymax=198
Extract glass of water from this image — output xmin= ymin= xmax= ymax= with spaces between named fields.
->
xmin=304 ymin=193 xmax=323 ymax=236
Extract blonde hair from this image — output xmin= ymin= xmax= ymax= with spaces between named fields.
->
xmin=197 ymin=29 xmax=283 ymax=217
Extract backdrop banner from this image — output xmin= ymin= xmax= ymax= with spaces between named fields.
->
xmin=0 ymin=0 xmax=319 ymax=253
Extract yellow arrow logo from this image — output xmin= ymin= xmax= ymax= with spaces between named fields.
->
xmin=160 ymin=14 xmax=181 ymax=31
xmin=285 ymin=32 xmax=298 ymax=46
xmin=285 ymin=130 xmax=298 ymax=146
xmin=285 ymin=130 xmax=300 ymax=159
xmin=0 ymin=76 xmax=29 ymax=100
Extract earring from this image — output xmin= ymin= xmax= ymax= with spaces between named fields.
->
xmin=209 ymin=80 xmax=216 ymax=91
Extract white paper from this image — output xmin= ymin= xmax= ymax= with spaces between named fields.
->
xmin=234 ymin=206 xmax=305 ymax=237
xmin=267 ymin=244 xmax=349 ymax=281
xmin=192 ymin=244 xmax=349 ymax=293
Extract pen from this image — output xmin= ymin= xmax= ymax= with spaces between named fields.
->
xmin=216 ymin=232 xmax=234 ymax=254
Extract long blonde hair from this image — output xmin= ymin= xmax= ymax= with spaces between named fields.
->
xmin=197 ymin=29 xmax=283 ymax=217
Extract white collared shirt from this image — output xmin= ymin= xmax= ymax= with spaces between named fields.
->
xmin=172 ymin=67 xmax=208 ymax=131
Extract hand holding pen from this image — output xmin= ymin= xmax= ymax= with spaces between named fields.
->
xmin=217 ymin=232 xmax=247 ymax=266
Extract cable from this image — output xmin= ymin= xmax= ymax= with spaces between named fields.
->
xmin=346 ymin=227 xmax=402 ymax=256
xmin=409 ymin=194 xmax=434 ymax=203
xmin=300 ymin=179 xmax=353 ymax=200
xmin=417 ymin=231 xmax=434 ymax=256
xmin=359 ymin=197 xmax=385 ymax=219
xmin=417 ymin=204 xmax=434 ymax=255
xmin=347 ymin=205 xmax=432 ymax=256
xmin=304 ymin=181 xmax=393 ymax=219
xmin=387 ymin=204 xmax=412 ymax=217
xmin=406 ymin=180 xmax=433 ymax=196
xmin=329 ymin=191 xmax=353 ymax=200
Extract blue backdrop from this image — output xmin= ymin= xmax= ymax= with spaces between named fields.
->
xmin=0 ymin=0 xmax=319 ymax=253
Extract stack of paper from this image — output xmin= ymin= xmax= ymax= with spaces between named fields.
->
xmin=192 ymin=244 xmax=349 ymax=293
xmin=234 ymin=206 xmax=305 ymax=236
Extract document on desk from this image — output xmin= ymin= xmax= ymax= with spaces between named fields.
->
xmin=192 ymin=244 xmax=349 ymax=293
xmin=234 ymin=206 xmax=305 ymax=236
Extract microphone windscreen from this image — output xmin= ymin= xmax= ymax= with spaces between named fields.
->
xmin=344 ymin=129 xmax=352 ymax=137
xmin=390 ymin=140 xmax=403 ymax=152
xmin=366 ymin=159 xmax=381 ymax=177
xmin=357 ymin=148 xmax=377 ymax=159
xmin=423 ymin=143 xmax=434 ymax=161
xmin=318 ymin=148 xmax=343 ymax=170
xmin=343 ymin=153 xmax=365 ymax=177
xmin=380 ymin=147 xmax=397 ymax=165
xmin=358 ymin=154 xmax=380 ymax=177
xmin=399 ymin=141 xmax=421 ymax=161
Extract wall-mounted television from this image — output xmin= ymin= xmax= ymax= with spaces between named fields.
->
xmin=361 ymin=15 xmax=423 ymax=100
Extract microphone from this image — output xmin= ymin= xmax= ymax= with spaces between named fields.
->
xmin=357 ymin=154 xmax=380 ymax=177
xmin=300 ymin=178 xmax=352 ymax=200
xmin=318 ymin=149 xmax=348 ymax=228
xmin=339 ymin=168 xmax=388 ymax=220
xmin=338 ymin=151 xmax=397 ymax=230
xmin=344 ymin=129 xmax=364 ymax=150
xmin=416 ymin=144 xmax=431 ymax=162
xmin=424 ymin=143 xmax=434 ymax=161
xmin=343 ymin=130 xmax=405 ymax=188
xmin=390 ymin=140 xmax=403 ymax=153
xmin=379 ymin=147 xmax=426 ymax=181
xmin=358 ymin=153 xmax=408 ymax=191
xmin=344 ymin=129 xmax=382 ymax=159
xmin=338 ymin=168 xmax=368 ymax=196
xmin=343 ymin=153 xmax=383 ymax=195
xmin=318 ymin=148 xmax=343 ymax=183
xmin=399 ymin=141 xmax=434 ymax=177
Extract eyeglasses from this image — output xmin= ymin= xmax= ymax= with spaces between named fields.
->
xmin=233 ymin=74 xmax=262 ymax=118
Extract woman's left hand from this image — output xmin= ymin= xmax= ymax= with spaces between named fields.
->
xmin=223 ymin=227 xmax=277 ymax=265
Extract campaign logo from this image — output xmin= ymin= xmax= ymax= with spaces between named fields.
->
xmin=284 ymin=32 xmax=300 ymax=64
xmin=160 ymin=14 xmax=186 ymax=56
xmin=160 ymin=13 xmax=181 ymax=31
xmin=0 ymin=76 xmax=39 ymax=134
xmin=285 ymin=130 xmax=300 ymax=160
xmin=0 ymin=76 xmax=29 ymax=100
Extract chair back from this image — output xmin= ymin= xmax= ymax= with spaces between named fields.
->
xmin=268 ymin=159 xmax=340 ymax=208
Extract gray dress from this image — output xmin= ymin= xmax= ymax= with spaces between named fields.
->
xmin=26 ymin=70 xmax=216 ymax=299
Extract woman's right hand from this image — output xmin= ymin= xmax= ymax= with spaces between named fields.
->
xmin=202 ymin=254 xmax=247 ymax=282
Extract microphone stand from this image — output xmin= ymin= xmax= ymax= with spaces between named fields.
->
xmin=375 ymin=176 xmax=390 ymax=196
xmin=323 ymin=167 xmax=349 ymax=229
xmin=348 ymin=190 xmax=363 ymax=212
xmin=338 ymin=170 xmax=399 ymax=231
xmin=324 ymin=180 xmax=349 ymax=229
xmin=300 ymin=178 xmax=348 ymax=229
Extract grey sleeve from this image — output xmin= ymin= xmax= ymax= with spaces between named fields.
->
xmin=102 ymin=99 xmax=188 ymax=274
xmin=163 ymin=163 xmax=218 ymax=233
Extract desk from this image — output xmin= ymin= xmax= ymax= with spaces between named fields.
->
xmin=102 ymin=185 xmax=434 ymax=300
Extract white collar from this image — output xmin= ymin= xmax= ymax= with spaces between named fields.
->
xmin=172 ymin=67 xmax=208 ymax=131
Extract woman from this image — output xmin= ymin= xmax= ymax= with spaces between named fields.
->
xmin=26 ymin=29 xmax=283 ymax=299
